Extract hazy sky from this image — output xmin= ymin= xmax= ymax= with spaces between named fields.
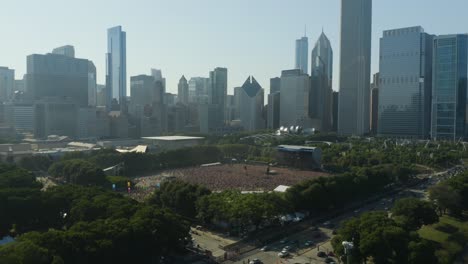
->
xmin=1 ymin=0 xmax=468 ymax=94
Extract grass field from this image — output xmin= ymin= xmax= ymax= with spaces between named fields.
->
xmin=419 ymin=215 xmax=468 ymax=264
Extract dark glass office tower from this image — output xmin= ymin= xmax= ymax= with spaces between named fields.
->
xmin=431 ymin=34 xmax=468 ymax=140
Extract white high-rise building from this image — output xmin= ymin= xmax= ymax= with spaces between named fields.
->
xmin=338 ymin=0 xmax=372 ymax=136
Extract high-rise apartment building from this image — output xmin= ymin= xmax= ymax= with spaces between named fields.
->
xmin=431 ymin=34 xmax=468 ymax=140
xmin=310 ymin=32 xmax=333 ymax=132
xmin=239 ymin=76 xmax=265 ymax=131
xmin=106 ymin=26 xmax=127 ymax=111
xmin=209 ymin=67 xmax=227 ymax=127
xmin=0 ymin=67 xmax=14 ymax=102
xmin=378 ymin=26 xmax=434 ymax=138
xmin=338 ymin=0 xmax=372 ymax=136
xmin=188 ymin=77 xmax=209 ymax=104
xmin=279 ymin=69 xmax=313 ymax=128
xmin=25 ymin=53 xmax=90 ymax=107
xmin=270 ymin=77 xmax=281 ymax=94
xmin=178 ymin=76 xmax=189 ymax=105
xmin=295 ymin=36 xmax=309 ymax=74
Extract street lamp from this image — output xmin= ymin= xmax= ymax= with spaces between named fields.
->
xmin=342 ymin=241 xmax=354 ymax=264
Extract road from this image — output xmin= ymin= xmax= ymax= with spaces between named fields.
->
xmin=227 ymin=166 xmax=465 ymax=264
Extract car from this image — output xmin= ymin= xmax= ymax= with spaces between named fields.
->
xmin=280 ymin=239 xmax=288 ymax=244
xmin=249 ymin=259 xmax=262 ymax=264
xmin=282 ymin=246 xmax=291 ymax=251
xmin=328 ymin=252 xmax=336 ymax=257
xmin=278 ymin=251 xmax=289 ymax=258
xmin=304 ymin=240 xmax=314 ymax=247
xmin=325 ymin=257 xmax=335 ymax=263
xmin=317 ymin=251 xmax=327 ymax=258
xmin=260 ymin=246 xmax=269 ymax=251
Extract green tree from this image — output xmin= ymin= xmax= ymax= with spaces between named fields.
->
xmin=429 ymin=184 xmax=462 ymax=215
xmin=149 ymin=180 xmax=211 ymax=219
xmin=392 ymin=198 xmax=439 ymax=230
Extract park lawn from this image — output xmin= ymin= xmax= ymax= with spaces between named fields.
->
xmin=419 ymin=215 xmax=468 ymax=264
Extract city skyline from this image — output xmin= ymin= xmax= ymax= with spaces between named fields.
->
xmin=1 ymin=0 xmax=468 ymax=96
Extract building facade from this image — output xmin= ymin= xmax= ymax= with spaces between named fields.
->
xmin=0 ymin=67 xmax=14 ymax=102
xmin=338 ymin=0 xmax=372 ymax=136
xmin=239 ymin=76 xmax=265 ymax=131
xmin=178 ymin=75 xmax=189 ymax=105
xmin=279 ymin=69 xmax=313 ymax=128
xmin=295 ymin=36 xmax=309 ymax=74
xmin=52 ymin=45 xmax=75 ymax=58
xmin=431 ymin=34 xmax=468 ymax=140
xmin=378 ymin=26 xmax=434 ymax=138
xmin=209 ymin=67 xmax=227 ymax=128
xmin=310 ymin=32 xmax=333 ymax=132
xmin=106 ymin=26 xmax=127 ymax=111
xmin=371 ymin=73 xmax=379 ymax=135
xmin=267 ymin=91 xmax=281 ymax=129
xmin=25 ymin=53 xmax=90 ymax=107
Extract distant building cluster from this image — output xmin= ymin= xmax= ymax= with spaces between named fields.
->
xmin=0 ymin=0 xmax=468 ymax=142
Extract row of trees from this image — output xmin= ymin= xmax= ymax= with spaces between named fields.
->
xmin=285 ymin=164 xmax=414 ymax=212
xmin=321 ymin=139 xmax=465 ymax=171
xmin=0 ymin=164 xmax=191 ymax=263
xmin=429 ymin=171 xmax=468 ymax=215
xmin=332 ymin=208 xmax=439 ymax=264
xmin=148 ymin=164 xmax=415 ymax=233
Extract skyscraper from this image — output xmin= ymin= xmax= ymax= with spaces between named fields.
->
xmin=52 ymin=45 xmax=75 ymax=58
xmin=178 ymin=75 xmax=189 ymax=105
xmin=279 ymin=69 xmax=313 ymax=128
xmin=431 ymin=34 xmax=468 ymax=140
xmin=130 ymin=74 xmax=155 ymax=117
xmin=25 ymin=53 xmax=90 ymax=107
xmin=338 ymin=0 xmax=372 ymax=136
xmin=370 ymin=73 xmax=379 ymax=135
xmin=270 ymin=77 xmax=281 ymax=94
xmin=295 ymin=36 xmax=309 ymax=74
xmin=106 ymin=26 xmax=127 ymax=111
xmin=188 ymin=77 xmax=209 ymax=103
xmin=239 ymin=76 xmax=265 ymax=131
xmin=267 ymin=92 xmax=280 ymax=130
xmin=88 ymin=61 xmax=97 ymax=107
xmin=0 ymin=67 xmax=14 ymax=102
xmin=209 ymin=67 xmax=227 ymax=127
xmin=378 ymin=26 xmax=434 ymax=139
xmin=310 ymin=31 xmax=333 ymax=132
xmin=151 ymin=69 xmax=166 ymax=93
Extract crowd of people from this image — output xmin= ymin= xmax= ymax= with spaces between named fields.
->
xmin=130 ymin=164 xmax=329 ymax=194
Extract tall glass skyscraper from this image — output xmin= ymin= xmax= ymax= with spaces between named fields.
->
xmin=337 ymin=0 xmax=372 ymax=136
xmin=310 ymin=32 xmax=333 ymax=132
xmin=209 ymin=67 xmax=227 ymax=127
xmin=378 ymin=26 xmax=434 ymax=139
xmin=106 ymin=26 xmax=127 ymax=111
xmin=431 ymin=34 xmax=468 ymax=140
xmin=295 ymin=36 xmax=309 ymax=74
